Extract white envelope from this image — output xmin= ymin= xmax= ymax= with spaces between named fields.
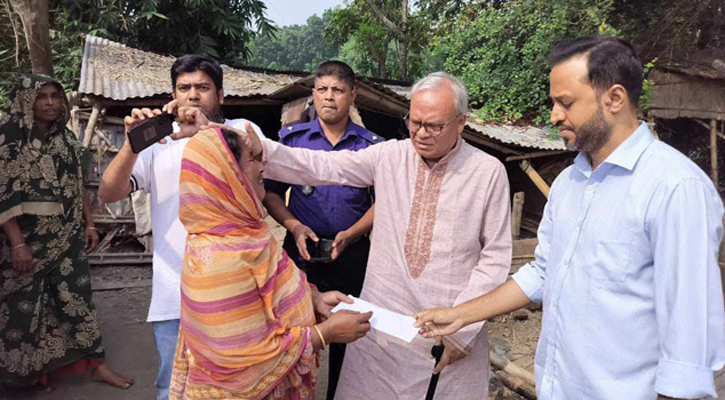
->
xmin=331 ymin=295 xmax=419 ymax=343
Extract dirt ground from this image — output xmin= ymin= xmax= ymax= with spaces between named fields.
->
xmin=1 ymin=262 xmax=528 ymax=400
xmin=1 ymin=266 xmax=330 ymax=400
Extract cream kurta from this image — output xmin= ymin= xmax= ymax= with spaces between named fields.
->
xmin=262 ymin=136 xmax=512 ymax=399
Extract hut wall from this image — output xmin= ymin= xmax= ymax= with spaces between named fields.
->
xmin=650 ymin=70 xmax=725 ymax=120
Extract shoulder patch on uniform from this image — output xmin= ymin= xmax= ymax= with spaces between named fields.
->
xmin=356 ymin=128 xmax=380 ymax=145
xmin=278 ymin=121 xmax=313 ymax=140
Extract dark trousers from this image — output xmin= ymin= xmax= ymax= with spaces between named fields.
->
xmin=283 ymin=234 xmax=370 ymax=400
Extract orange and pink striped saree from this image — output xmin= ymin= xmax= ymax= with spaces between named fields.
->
xmin=169 ymin=128 xmax=317 ymax=400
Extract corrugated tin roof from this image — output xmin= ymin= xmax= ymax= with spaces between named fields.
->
xmin=466 ymin=119 xmax=567 ymax=151
xmin=79 ymin=35 xmax=298 ymax=100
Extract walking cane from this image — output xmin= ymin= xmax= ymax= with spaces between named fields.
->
xmin=425 ymin=343 xmax=445 ymax=400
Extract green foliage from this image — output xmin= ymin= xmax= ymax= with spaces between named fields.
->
xmin=248 ymin=14 xmax=338 ymax=71
xmin=323 ymin=0 xmax=436 ymax=81
xmin=0 ymin=0 xmax=275 ymax=107
xmin=324 ymin=1 xmax=395 ymax=79
xmin=58 ymin=0 xmax=276 ymax=62
xmin=639 ymin=58 xmax=657 ymax=118
xmin=436 ymin=0 xmax=614 ymax=124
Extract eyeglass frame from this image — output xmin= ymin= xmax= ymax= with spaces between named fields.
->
xmin=403 ymin=112 xmax=462 ymax=136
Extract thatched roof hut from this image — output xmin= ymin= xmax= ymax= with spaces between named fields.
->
xmin=649 ymin=50 xmax=725 ymax=192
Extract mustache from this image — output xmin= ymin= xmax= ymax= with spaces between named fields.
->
xmin=557 ymin=124 xmax=574 ymax=131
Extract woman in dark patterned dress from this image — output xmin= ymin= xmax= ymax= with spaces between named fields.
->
xmin=0 ymin=74 xmax=132 ymax=390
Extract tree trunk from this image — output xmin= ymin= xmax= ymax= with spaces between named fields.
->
xmin=398 ymin=41 xmax=408 ymax=81
xmin=398 ymin=0 xmax=408 ymax=80
xmin=363 ymin=0 xmax=407 ymax=80
xmin=8 ymin=0 xmax=53 ymax=76
xmin=365 ymin=37 xmax=388 ymax=79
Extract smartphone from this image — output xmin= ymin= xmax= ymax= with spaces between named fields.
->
xmin=305 ymin=238 xmax=334 ymax=263
xmin=127 ymin=113 xmax=175 ymax=153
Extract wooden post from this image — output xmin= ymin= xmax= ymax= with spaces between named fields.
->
xmin=511 ymin=192 xmax=525 ymax=239
xmin=70 ymin=106 xmax=80 ymax=139
xmin=83 ymin=102 xmax=102 ymax=147
xmin=490 ymin=350 xmax=536 ymax=387
xmin=520 ymin=160 xmax=550 ymax=199
xmin=711 ymin=119 xmax=719 ymax=191
xmin=349 ymin=104 xmax=366 ymax=128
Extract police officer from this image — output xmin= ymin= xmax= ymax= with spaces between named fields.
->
xmin=263 ymin=61 xmax=379 ymax=399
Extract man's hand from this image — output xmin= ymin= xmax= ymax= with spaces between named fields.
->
xmin=331 ymin=229 xmax=359 ymax=260
xmin=290 ymin=223 xmax=318 ymax=261
xmin=319 ymin=310 xmax=373 ymax=344
xmin=204 ymin=121 xmax=263 ymax=158
xmin=414 ymin=307 xmax=465 ymax=338
xmin=124 ymin=107 xmax=162 ymax=137
xmin=314 ymin=291 xmax=353 ymax=320
xmin=433 ymin=338 xmax=467 ymax=374
xmin=84 ymin=227 xmax=99 ymax=253
xmin=162 ymin=100 xmax=210 ymax=140
xmin=11 ymin=244 xmax=33 ymax=273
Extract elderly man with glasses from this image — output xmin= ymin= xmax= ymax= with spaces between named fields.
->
xmin=223 ymin=71 xmax=512 ymax=400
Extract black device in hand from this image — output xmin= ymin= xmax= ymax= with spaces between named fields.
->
xmin=127 ymin=113 xmax=175 ymax=154
xmin=306 ymin=238 xmax=334 ymax=263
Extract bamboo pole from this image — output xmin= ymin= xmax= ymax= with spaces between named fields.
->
xmin=494 ymin=370 xmax=537 ymax=400
xmin=490 ymin=350 xmax=537 ymax=399
xmin=506 ymin=150 xmax=568 ymax=162
xmin=489 ymin=350 xmax=536 ymax=387
xmin=520 ymin=160 xmax=550 ymax=198
xmin=512 ymin=192 xmax=525 ymax=239
xmin=83 ymin=102 xmax=103 ymax=147
xmin=711 ymin=119 xmax=718 ymax=191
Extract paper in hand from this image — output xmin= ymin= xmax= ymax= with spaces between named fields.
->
xmin=332 ymin=295 xmax=419 ymax=343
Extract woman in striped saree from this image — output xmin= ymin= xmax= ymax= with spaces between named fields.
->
xmin=169 ymin=126 xmax=371 ymax=400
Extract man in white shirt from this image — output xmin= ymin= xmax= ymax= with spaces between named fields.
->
xmin=98 ymin=54 xmax=264 ymax=400
xmin=415 ymin=36 xmax=725 ymax=400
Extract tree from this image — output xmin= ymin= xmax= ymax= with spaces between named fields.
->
xmin=325 ymin=2 xmax=394 ymax=78
xmin=249 ymin=14 xmax=339 ymax=71
xmin=0 ymin=0 xmax=277 ymax=108
xmin=610 ymin=0 xmax=725 ymax=59
xmin=362 ymin=0 xmax=410 ymax=79
xmin=324 ymin=0 xmax=432 ymax=80
xmin=58 ymin=0 xmax=276 ymax=62
xmin=8 ymin=0 xmax=53 ymax=75
xmin=436 ymin=0 xmax=614 ymax=124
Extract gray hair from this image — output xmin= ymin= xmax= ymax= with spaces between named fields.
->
xmin=410 ymin=72 xmax=469 ymax=115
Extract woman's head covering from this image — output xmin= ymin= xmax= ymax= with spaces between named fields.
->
xmin=0 ymin=74 xmax=87 ymax=226
xmin=176 ymin=128 xmax=315 ymax=396
xmin=1 ymin=74 xmax=70 ymax=136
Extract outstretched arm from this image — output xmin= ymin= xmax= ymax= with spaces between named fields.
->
xmin=213 ymin=121 xmax=381 ymax=188
xmin=414 ymin=278 xmax=531 ymax=337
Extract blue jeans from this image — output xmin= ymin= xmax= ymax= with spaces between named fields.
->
xmin=152 ymin=319 xmax=180 ymax=400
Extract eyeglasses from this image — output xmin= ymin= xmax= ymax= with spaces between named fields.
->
xmin=403 ymin=113 xmax=461 ymax=136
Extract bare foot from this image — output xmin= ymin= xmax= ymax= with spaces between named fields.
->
xmin=91 ymin=363 xmax=133 ymax=389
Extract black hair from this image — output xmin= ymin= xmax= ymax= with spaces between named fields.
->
xmin=314 ymin=60 xmax=356 ymax=89
xmin=170 ymin=54 xmax=223 ymax=92
xmin=549 ymin=36 xmax=643 ymax=105
xmin=221 ymin=129 xmax=242 ymax=163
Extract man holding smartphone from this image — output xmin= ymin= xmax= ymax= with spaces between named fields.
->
xmin=98 ymin=54 xmax=265 ymax=400
xmin=263 ymin=61 xmax=378 ymax=400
